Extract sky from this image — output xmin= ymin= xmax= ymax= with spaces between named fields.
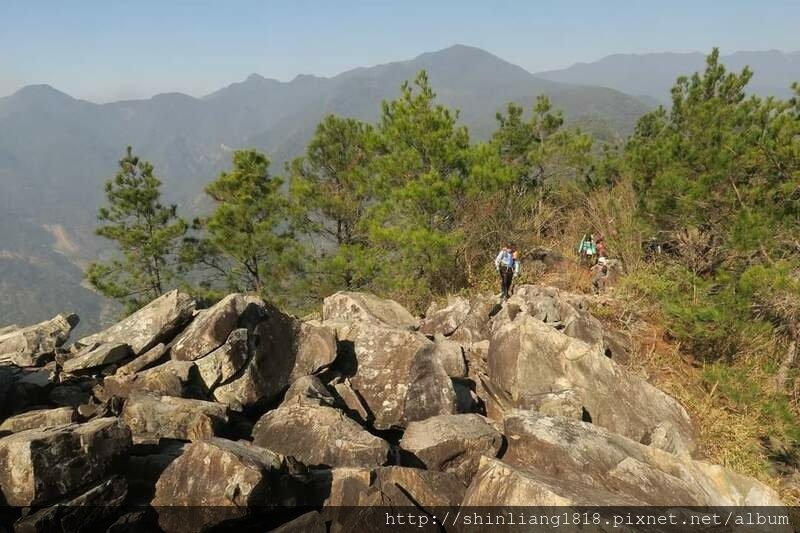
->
xmin=1 ymin=0 xmax=798 ymax=102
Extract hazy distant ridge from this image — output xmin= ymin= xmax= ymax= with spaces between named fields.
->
xmin=536 ymin=49 xmax=800 ymax=103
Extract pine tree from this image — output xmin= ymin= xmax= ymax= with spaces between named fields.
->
xmin=87 ymin=146 xmax=187 ymax=312
xmin=288 ymin=115 xmax=376 ymax=297
xmin=624 ymin=49 xmax=800 ymax=360
xmin=191 ymin=149 xmax=297 ymax=302
xmin=490 ymin=95 xmax=593 ymax=191
xmin=365 ymin=70 xmax=471 ymax=308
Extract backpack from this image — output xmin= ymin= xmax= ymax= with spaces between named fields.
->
xmin=499 ymin=249 xmax=515 ymax=268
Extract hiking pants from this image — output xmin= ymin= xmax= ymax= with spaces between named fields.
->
xmin=500 ymin=266 xmax=514 ymax=299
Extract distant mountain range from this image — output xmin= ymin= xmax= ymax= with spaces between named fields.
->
xmin=537 ymin=49 xmax=800 ymax=104
xmin=2 ymin=44 xmax=796 ymax=332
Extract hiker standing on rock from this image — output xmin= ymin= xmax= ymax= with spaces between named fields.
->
xmin=578 ymin=233 xmax=596 ymax=266
xmin=495 ymin=242 xmax=520 ymax=301
xmin=591 ymin=256 xmax=609 ymax=294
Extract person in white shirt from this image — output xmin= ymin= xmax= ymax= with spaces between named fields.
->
xmin=494 ymin=242 xmax=520 ymax=301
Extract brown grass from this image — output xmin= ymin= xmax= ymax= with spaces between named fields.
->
xmin=585 ymin=285 xmax=800 ymax=503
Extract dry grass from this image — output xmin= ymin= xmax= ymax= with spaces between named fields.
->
xmin=586 ymin=286 xmax=800 ymax=504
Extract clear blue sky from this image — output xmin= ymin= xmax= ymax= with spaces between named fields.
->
xmin=2 ymin=0 xmax=798 ymax=102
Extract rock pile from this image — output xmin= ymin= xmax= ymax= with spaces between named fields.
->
xmin=0 ymin=287 xmax=786 ymax=531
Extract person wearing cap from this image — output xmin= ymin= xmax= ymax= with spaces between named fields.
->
xmin=494 ymin=242 xmax=521 ymax=301
xmin=591 ymin=256 xmax=609 ymax=294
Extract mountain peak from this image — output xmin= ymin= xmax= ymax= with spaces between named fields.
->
xmin=417 ymin=43 xmax=506 ymax=63
xmin=9 ymin=84 xmax=75 ymax=102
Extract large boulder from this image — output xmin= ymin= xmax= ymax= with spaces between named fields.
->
xmin=463 ymin=455 xmax=634 ymax=506
xmin=13 ymin=476 xmax=127 ymax=533
xmin=96 ymin=360 xmax=201 ymax=401
xmin=194 ymin=328 xmax=249 ymax=390
xmin=507 ymin=285 xmax=629 ymax=360
xmin=252 ymin=403 xmax=390 ymax=468
xmin=121 ymin=392 xmax=229 ymax=443
xmin=317 ymin=467 xmax=372 ymax=508
xmin=370 ymin=466 xmax=465 ymax=508
xmin=487 ymin=309 xmax=695 ymax=452
xmin=323 ymin=292 xmax=418 ymax=329
xmin=116 ymin=343 xmax=167 ymax=376
xmin=0 ymin=406 xmax=76 ymax=434
xmin=431 ymin=335 xmax=468 ymax=377
xmin=76 ymin=290 xmax=195 ymax=355
xmin=61 ymin=342 xmax=132 ymax=374
xmin=419 ymin=296 xmax=471 ymax=337
xmin=0 ymin=313 xmax=79 ymax=366
xmin=152 ymin=438 xmax=307 ymax=532
xmin=347 ymin=323 xmax=457 ymax=429
xmin=212 ymin=305 xmax=336 ymax=410
xmin=480 ymin=375 xmax=584 ymax=422
xmin=0 ymin=417 xmax=131 ymax=506
xmin=331 ymin=377 xmax=370 ymax=424
xmin=170 ymin=293 xmax=251 ymax=361
xmin=446 ymin=294 xmax=498 ymax=344
xmin=498 ymin=411 xmax=784 ymax=506
xmin=124 ymin=440 xmax=187 ymax=499
xmin=282 ymin=375 xmax=337 ymax=407
xmin=399 ymin=413 xmax=502 ymax=484
xmin=328 ymin=467 xmax=464 ymax=533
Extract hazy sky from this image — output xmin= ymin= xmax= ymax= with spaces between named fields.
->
xmin=2 ymin=0 xmax=798 ymax=102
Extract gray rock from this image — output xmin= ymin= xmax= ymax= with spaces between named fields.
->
xmin=115 ymin=343 xmax=167 ymax=376
xmin=16 ymin=368 xmax=53 ymax=388
xmin=487 ymin=309 xmax=696 ymax=452
xmin=399 ymin=413 xmax=502 ymax=484
xmin=213 ymin=305 xmax=336 ymax=410
xmin=170 ymin=293 xmax=244 ymax=361
xmin=0 ymin=407 xmax=76 ymax=434
xmin=328 ymin=467 xmax=464 ymax=533
xmin=282 ymin=375 xmax=336 ymax=407
xmin=152 ymin=438 xmax=305 ymax=532
xmin=13 ymin=476 xmax=127 ymax=533
xmin=253 ymin=402 xmax=389 ymax=468
xmin=332 ymin=378 xmax=370 ymax=424
xmin=419 ymin=297 xmax=471 ymax=336
xmin=323 ymin=291 xmax=418 ymax=329
xmin=293 ymin=321 xmax=338 ymax=380
xmin=194 ymin=328 xmax=249 ymax=390
xmin=0 ymin=324 xmax=19 ymax=336
xmin=121 ymin=392 xmax=229 ymax=443
xmin=432 ymin=335 xmax=468 ymax=377
xmin=499 ymin=410 xmax=784 ymax=506
xmin=0 ymin=365 xmax=18 ymax=419
xmin=61 ymin=343 xmax=131 ymax=374
xmin=97 ymin=360 xmax=200 ymax=401
xmin=318 ymin=467 xmax=372 ymax=508
xmin=645 ymin=421 xmax=693 ymax=458
xmin=0 ymin=313 xmax=79 ymax=367
xmin=463 ymin=455 xmax=636 ymax=506
xmin=76 ymin=290 xmax=195 ymax=355
xmin=123 ymin=440 xmax=187 ymax=497
xmin=447 ymin=295 xmax=497 ymax=344
xmin=347 ymin=323 xmax=456 ymax=429
xmin=0 ymin=418 xmax=131 ymax=506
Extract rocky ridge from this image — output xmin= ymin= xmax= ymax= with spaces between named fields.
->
xmin=0 ymin=286 xmax=787 ymax=531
